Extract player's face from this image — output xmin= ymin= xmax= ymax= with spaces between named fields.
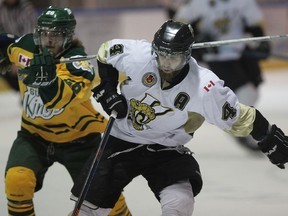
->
xmin=156 ymin=53 xmax=186 ymax=74
xmin=40 ymin=30 xmax=65 ymax=56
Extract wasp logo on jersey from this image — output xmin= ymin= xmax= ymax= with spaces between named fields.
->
xmin=142 ymin=72 xmax=157 ymax=87
xmin=130 ymin=93 xmax=173 ymax=130
xmin=72 ymin=57 xmax=94 ymax=74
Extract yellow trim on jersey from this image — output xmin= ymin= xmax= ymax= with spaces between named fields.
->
xmin=225 ymin=104 xmax=256 ymax=137
xmin=184 ymin=112 xmax=205 ymax=134
xmin=97 ymin=41 xmax=109 ymax=64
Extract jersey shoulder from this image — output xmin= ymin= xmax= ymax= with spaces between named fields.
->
xmin=12 ymin=33 xmax=36 ymax=52
xmin=62 ymin=46 xmax=95 ymax=81
xmin=189 ymin=58 xmax=221 ymax=84
xmin=107 ymin=39 xmax=152 ymax=66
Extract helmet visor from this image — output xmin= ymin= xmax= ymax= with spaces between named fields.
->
xmin=155 ymin=52 xmax=187 ymax=74
xmin=37 ymin=28 xmax=65 ymax=56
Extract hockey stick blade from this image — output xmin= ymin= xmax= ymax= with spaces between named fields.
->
xmin=192 ymin=34 xmax=288 ymax=49
xmin=71 ymin=111 xmax=117 ymax=216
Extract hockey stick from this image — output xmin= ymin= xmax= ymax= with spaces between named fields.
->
xmin=191 ymin=34 xmax=288 ymax=49
xmin=71 ymin=111 xmax=117 ymax=216
xmin=56 ymin=54 xmax=97 ymax=64
xmin=59 ymin=34 xmax=288 ymax=64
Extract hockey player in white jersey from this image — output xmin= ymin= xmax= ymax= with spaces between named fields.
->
xmin=174 ymin=0 xmax=271 ymax=151
xmin=70 ymin=20 xmax=288 ymax=216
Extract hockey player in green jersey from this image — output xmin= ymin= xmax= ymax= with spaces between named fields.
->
xmin=0 ymin=6 xmax=131 ymax=216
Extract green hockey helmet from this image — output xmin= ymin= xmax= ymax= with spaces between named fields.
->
xmin=34 ymin=6 xmax=76 ymax=51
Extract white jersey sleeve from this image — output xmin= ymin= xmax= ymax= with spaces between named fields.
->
xmin=186 ymin=62 xmax=241 ymax=130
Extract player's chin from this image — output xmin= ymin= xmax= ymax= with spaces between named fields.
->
xmin=159 ymin=69 xmax=175 ymax=81
xmin=43 ymin=46 xmax=56 ymax=55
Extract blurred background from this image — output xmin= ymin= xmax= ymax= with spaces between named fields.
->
xmin=2 ymin=0 xmax=288 ymax=68
xmin=1 ymin=0 xmax=288 ymax=215
xmin=1 ymin=0 xmax=288 ymax=71
xmin=32 ymin=0 xmax=288 ymax=56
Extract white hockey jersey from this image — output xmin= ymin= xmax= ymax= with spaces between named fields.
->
xmin=98 ymin=39 xmax=254 ymax=147
xmin=174 ymin=0 xmax=263 ymax=61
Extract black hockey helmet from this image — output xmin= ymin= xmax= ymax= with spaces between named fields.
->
xmin=152 ymin=20 xmax=194 ymax=76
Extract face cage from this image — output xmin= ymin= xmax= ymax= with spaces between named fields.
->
xmin=33 ymin=26 xmax=74 ymax=50
xmin=152 ymin=46 xmax=192 ymax=72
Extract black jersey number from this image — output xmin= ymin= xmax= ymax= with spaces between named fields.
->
xmin=222 ymin=101 xmax=237 ymax=121
xmin=110 ymin=44 xmax=124 ymax=57
xmin=72 ymin=82 xmax=85 ymax=94
xmin=64 ymin=79 xmax=85 ymax=94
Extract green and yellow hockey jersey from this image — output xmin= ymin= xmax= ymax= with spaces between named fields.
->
xmin=7 ymin=34 xmax=107 ymax=143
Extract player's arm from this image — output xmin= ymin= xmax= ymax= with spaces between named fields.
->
xmin=91 ymin=41 xmax=128 ymax=119
xmin=228 ymin=104 xmax=288 ymax=169
xmin=202 ymin=77 xmax=288 ymax=169
xmin=0 ymin=33 xmax=19 ymax=74
xmin=241 ymin=24 xmax=271 ymax=60
xmin=21 ymin=48 xmax=96 ymax=110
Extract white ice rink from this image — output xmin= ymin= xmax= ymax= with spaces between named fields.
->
xmin=1 ymin=69 xmax=288 ymax=215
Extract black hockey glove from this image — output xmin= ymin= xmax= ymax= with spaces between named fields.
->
xmin=258 ymin=124 xmax=288 ymax=169
xmin=0 ymin=33 xmax=19 ymax=75
xmin=255 ymin=41 xmax=271 ymax=59
xmin=242 ymin=41 xmax=271 ymax=60
xmin=0 ymin=56 xmax=11 ymax=75
xmin=92 ymin=82 xmax=128 ymax=119
xmin=22 ymin=48 xmax=57 ymax=88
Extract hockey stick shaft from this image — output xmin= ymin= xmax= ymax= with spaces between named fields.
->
xmin=58 ymin=34 xmax=288 ymax=64
xmin=192 ymin=34 xmax=288 ymax=49
xmin=57 ymin=54 xmax=97 ymax=64
xmin=71 ymin=111 xmax=117 ymax=216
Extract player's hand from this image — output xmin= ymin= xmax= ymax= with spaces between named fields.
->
xmin=0 ymin=56 xmax=12 ymax=75
xmin=242 ymin=41 xmax=271 ymax=60
xmin=0 ymin=33 xmax=19 ymax=75
xmin=258 ymin=124 xmax=288 ymax=169
xmin=22 ymin=48 xmax=57 ymax=88
xmin=92 ymin=81 xmax=128 ymax=119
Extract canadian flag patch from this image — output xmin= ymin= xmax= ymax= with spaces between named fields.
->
xmin=18 ymin=54 xmax=31 ymax=67
xmin=204 ymin=80 xmax=215 ymax=92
